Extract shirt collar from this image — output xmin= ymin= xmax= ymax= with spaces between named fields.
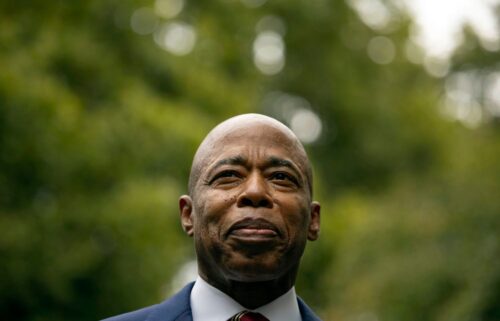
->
xmin=190 ymin=276 xmax=302 ymax=321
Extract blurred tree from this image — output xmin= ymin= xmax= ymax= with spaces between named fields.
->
xmin=0 ymin=0 xmax=499 ymax=320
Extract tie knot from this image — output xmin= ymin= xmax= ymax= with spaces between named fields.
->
xmin=228 ymin=310 xmax=270 ymax=321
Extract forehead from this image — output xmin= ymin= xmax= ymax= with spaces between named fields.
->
xmin=202 ymin=124 xmax=307 ymax=169
xmin=219 ymin=124 xmax=294 ymax=148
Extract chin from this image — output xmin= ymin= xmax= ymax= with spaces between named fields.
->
xmin=228 ymin=270 xmax=279 ymax=283
xmin=223 ymin=259 xmax=286 ymax=282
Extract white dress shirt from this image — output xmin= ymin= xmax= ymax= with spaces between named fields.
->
xmin=190 ymin=276 xmax=302 ymax=321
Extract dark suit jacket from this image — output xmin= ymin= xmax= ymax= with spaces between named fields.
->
xmin=101 ymin=282 xmax=322 ymax=321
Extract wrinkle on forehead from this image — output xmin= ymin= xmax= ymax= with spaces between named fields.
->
xmin=188 ymin=114 xmax=313 ymax=196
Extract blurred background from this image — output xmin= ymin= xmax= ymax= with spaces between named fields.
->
xmin=1 ymin=0 xmax=500 ymax=320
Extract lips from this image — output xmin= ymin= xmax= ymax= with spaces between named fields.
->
xmin=227 ymin=218 xmax=280 ymax=241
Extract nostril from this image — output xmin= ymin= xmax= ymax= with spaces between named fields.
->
xmin=258 ymin=199 xmax=271 ymax=208
xmin=237 ymin=197 xmax=272 ymax=207
xmin=239 ymin=197 xmax=254 ymax=207
xmin=238 ymin=196 xmax=272 ymax=208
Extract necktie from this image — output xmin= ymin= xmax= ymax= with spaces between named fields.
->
xmin=228 ymin=310 xmax=270 ymax=321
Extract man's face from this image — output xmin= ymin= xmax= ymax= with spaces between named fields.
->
xmin=180 ymin=121 xmax=320 ymax=284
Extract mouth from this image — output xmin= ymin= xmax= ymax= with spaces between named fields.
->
xmin=227 ymin=218 xmax=280 ymax=242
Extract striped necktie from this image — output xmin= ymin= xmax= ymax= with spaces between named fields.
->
xmin=227 ymin=310 xmax=270 ymax=321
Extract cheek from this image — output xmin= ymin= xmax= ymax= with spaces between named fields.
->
xmin=280 ymin=196 xmax=310 ymax=235
xmin=205 ymin=193 xmax=236 ymax=212
xmin=193 ymin=191 xmax=236 ymax=230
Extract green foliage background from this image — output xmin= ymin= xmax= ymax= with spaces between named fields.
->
xmin=1 ymin=1 xmax=499 ymax=320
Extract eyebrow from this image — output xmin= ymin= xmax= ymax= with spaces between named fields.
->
xmin=266 ymin=156 xmax=304 ymax=183
xmin=207 ymin=155 xmax=304 ymax=183
xmin=212 ymin=155 xmax=247 ymax=168
xmin=267 ymin=157 xmax=299 ymax=173
xmin=204 ymin=156 xmax=246 ymax=179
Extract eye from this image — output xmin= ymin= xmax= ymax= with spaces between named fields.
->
xmin=270 ymin=172 xmax=299 ymax=186
xmin=272 ymin=172 xmax=289 ymax=180
xmin=209 ymin=170 xmax=242 ymax=185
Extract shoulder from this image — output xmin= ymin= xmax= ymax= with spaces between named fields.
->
xmin=100 ymin=282 xmax=195 ymax=321
xmin=297 ymin=296 xmax=323 ymax=321
xmin=101 ymin=304 xmax=158 ymax=321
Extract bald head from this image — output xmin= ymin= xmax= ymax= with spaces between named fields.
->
xmin=188 ymin=113 xmax=313 ymax=197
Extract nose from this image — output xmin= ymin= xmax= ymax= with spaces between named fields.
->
xmin=237 ymin=173 xmax=273 ymax=208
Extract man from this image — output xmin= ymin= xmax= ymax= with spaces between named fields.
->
xmin=103 ymin=114 xmax=322 ymax=321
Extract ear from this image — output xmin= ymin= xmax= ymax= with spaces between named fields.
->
xmin=179 ymin=195 xmax=194 ymax=237
xmin=307 ymin=201 xmax=321 ymax=241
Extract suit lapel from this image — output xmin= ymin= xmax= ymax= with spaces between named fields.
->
xmin=146 ymin=282 xmax=194 ymax=321
xmin=297 ymin=297 xmax=322 ymax=321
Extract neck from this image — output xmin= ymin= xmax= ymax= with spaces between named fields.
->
xmin=200 ymin=268 xmax=298 ymax=309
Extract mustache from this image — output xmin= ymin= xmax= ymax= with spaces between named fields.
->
xmin=227 ymin=217 xmax=281 ymax=237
